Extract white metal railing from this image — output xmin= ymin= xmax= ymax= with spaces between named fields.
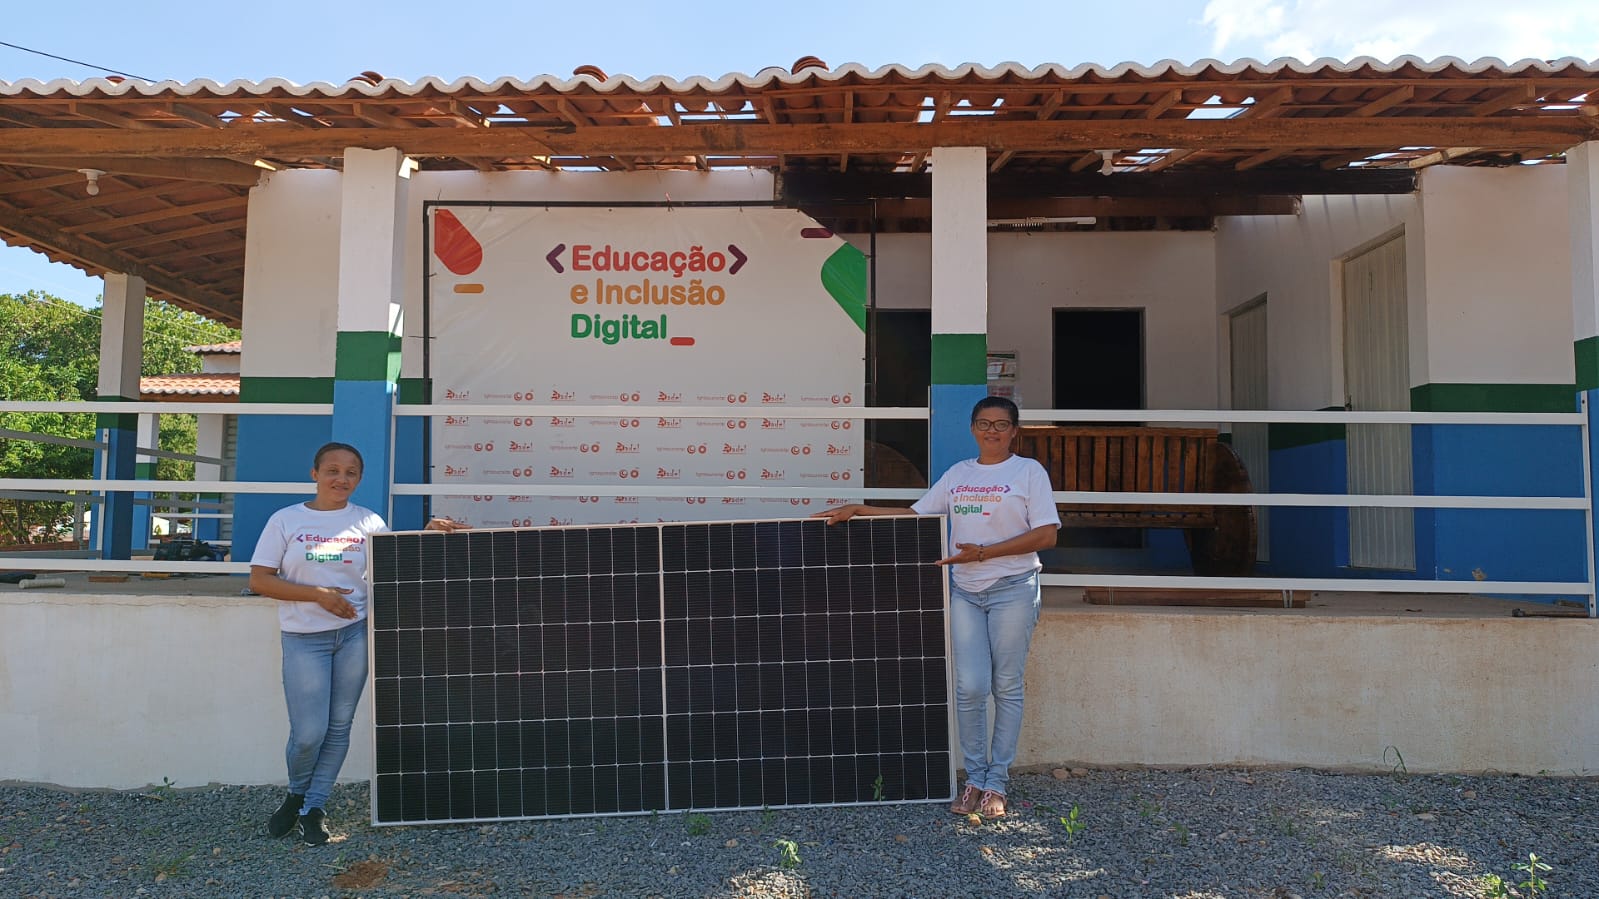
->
xmin=2 ymin=398 xmax=1592 ymax=610
xmin=0 ymin=400 xmax=330 ymax=574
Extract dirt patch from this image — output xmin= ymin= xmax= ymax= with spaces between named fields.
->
xmin=331 ymin=859 xmax=390 ymax=889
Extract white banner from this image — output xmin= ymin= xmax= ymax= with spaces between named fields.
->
xmin=427 ymin=205 xmax=867 ymax=526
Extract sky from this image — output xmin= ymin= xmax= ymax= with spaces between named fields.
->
xmin=2 ymin=0 xmax=1597 ymax=311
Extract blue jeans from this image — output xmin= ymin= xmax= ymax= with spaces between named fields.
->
xmin=281 ymin=619 xmax=368 ymax=813
xmin=950 ymin=570 xmax=1040 ymax=795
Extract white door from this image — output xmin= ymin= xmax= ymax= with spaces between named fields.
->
xmin=1229 ymin=299 xmax=1270 ymax=562
xmin=1343 ymin=236 xmax=1415 ymax=570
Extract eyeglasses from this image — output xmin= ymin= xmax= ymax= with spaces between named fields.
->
xmin=972 ymin=420 xmax=1014 ymax=432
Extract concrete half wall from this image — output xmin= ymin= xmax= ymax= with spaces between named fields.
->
xmin=4 ymin=592 xmax=1593 ymax=789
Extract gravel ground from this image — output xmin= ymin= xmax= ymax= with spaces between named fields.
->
xmin=2 ymin=768 xmax=1596 ymax=898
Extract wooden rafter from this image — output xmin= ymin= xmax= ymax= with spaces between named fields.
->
xmin=61 ymin=196 xmax=247 ymax=234
xmin=1351 ymin=86 xmax=1414 ymax=117
xmin=107 ymin=217 xmax=246 ymax=251
xmin=1473 ymin=85 xmax=1538 ymax=117
xmin=1235 ymin=147 xmax=1291 ymax=171
xmin=0 ymin=205 xmax=238 ymax=322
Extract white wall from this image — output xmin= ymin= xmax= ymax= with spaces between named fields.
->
xmin=853 ymin=231 xmax=1218 ymax=410
xmin=241 ymin=170 xmax=343 ymax=378
xmin=1418 ymin=165 xmax=1573 ymax=385
xmin=1214 ymin=165 xmax=1576 ymax=410
xmin=7 ymin=592 xmax=1595 ymax=787
xmin=1215 ymin=194 xmax=1421 ymax=410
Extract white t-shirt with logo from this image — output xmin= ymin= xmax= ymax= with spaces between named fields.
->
xmin=913 ymin=454 xmax=1061 ymax=592
xmin=250 ymin=502 xmax=389 ymax=634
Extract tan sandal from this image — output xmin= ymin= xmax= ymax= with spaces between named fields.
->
xmin=949 ymin=784 xmax=981 ymax=815
xmin=977 ymin=789 xmax=1007 ymax=820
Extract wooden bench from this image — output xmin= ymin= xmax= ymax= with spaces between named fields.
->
xmin=1015 ymin=425 xmax=1256 ymax=575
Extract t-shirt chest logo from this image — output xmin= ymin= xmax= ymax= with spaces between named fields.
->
xmin=297 ymin=531 xmax=367 ymax=564
xmin=949 ymin=484 xmax=1010 ymax=517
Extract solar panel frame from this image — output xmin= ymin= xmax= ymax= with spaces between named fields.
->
xmin=368 ymin=515 xmax=953 ymax=825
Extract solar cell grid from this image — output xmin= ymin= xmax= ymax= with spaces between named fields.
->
xmin=369 ymin=516 xmax=951 ymax=825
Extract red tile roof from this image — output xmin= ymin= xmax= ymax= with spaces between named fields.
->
xmin=139 ymin=372 xmax=240 ymax=396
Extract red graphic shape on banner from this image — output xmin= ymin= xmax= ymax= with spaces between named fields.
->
xmin=670 ymin=337 xmax=696 ymax=346
xmin=727 ymin=244 xmax=748 ymax=274
xmin=433 ymin=210 xmax=483 ymax=275
xmin=800 ymin=227 xmax=834 ymax=239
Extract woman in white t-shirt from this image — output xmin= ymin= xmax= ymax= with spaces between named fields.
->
xmin=249 ymin=442 xmax=465 ymax=845
xmin=815 ymin=397 xmax=1059 ymax=821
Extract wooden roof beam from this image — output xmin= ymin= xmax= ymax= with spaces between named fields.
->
xmin=1141 ymin=147 xmax=1196 ymax=173
xmin=0 ymin=155 xmax=264 ymax=186
xmin=1068 ymin=150 xmax=1103 ymax=173
xmin=809 ymin=195 xmax=1302 ymax=219
xmin=62 ymin=196 xmax=248 ymax=234
xmin=1473 ymin=85 xmax=1538 ymax=117
xmin=0 ymin=205 xmax=239 ymax=323
xmin=1351 ymin=85 xmax=1415 ymax=117
xmin=990 ymin=149 xmax=1015 ymax=173
xmin=261 ymin=104 xmax=325 ymax=128
xmin=0 ymin=171 xmax=93 ymax=197
xmin=107 ymin=217 xmax=247 ymax=251
xmin=1144 ymin=89 xmax=1184 ymax=119
xmin=352 ymin=104 xmax=410 ymax=129
xmin=1235 ymin=147 xmax=1291 ymax=171
xmin=780 ymin=169 xmax=1416 ymax=201
xmin=3 ymin=118 xmax=1593 ymax=157
xmin=1406 ymin=146 xmax=1482 ymax=169
xmin=166 ymin=103 xmax=224 ymax=128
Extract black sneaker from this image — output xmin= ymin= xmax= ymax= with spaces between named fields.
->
xmin=299 ymin=807 xmax=330 ymax=846
xmin=267 ymin=792 xmax=304 ymax=838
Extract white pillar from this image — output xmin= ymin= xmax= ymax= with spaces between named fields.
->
xmin=928 ymin=147 xmax=990 ymax=477
xmin=333 ymin=147 xmax=412 ymax=519
xmin=97 ymin=273 xmax=146 ymax=559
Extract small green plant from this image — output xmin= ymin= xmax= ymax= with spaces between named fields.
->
xmin=144 ymin=776 xmax=178 ymax=801
xmin=1138 ymin=799 xmax=1161 ymax=819
xmin=1308 ymin=870 xmax=1326 ymax=890
xmin=759 ymin=805 xmax=775 ymax=831
xmin=1172 ymin=822 xmax=1190 ymax=846
xmin=1514 ymin=852 xmax=1552 ymax=896
xmin=147 ymin=849 xmax=194 ymax=880
xmin=1059 ymin=804 xmax=1086 ymax=839
xmin=872 ymin=774 xmax=885 ymax=802
xmin=1480 ymin=873 xmax=1511 ymax=898
xmin=774 ymin=838 xmax=801 ymax=870
xmin=1383 ymin=745 xmax=1408 ymax=777
xmin=685 ymin=813 xmax=712 ymax=836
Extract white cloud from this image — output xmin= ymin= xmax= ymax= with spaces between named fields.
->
xmin=1202 ymin=0 xmax=1599 ymax=62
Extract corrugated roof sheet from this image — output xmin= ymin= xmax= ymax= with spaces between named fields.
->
xmin=4 ymin=57 xmax=1596 ymax=98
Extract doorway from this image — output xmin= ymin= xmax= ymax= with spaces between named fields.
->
xmin=1343 ymin=235 xmax=1415 ymax=570
xmin=1053 ymin=309 xmax=1145 ymax=413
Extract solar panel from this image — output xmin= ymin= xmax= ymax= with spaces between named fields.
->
xmin=368 ymin=515 xmax=953 ymax=824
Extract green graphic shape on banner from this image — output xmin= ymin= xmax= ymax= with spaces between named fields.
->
xmin=820 ymin=243 xmax=868 ymax=333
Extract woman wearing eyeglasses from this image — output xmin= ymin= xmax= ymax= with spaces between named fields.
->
xmin=815 ymin=396 xmax=1060 ymax=821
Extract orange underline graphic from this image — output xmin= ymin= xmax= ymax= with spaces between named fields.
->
xmin=453 ymin=283 xmax=485 ymax=294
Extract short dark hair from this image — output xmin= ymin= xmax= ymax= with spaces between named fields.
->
xmin=312 ymin=442 xmax=364 ymax=472
xmin=971 ymin=396 xmax=1019 ymax=426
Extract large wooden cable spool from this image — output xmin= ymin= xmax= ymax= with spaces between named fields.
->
xmin=1184 ymin=440 xmax=1258 ymax=576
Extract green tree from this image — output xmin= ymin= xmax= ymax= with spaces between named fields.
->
xmin=0 ymin=291 xmax=238 ymax=543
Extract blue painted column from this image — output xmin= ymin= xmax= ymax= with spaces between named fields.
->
xmin=928 ymin=147 xmax=990 ymax=477
xmin=131 ymin=412 xmax=157 ymax=550
xmin=96 ymin=273 xmax=145 ymax=560
xmin=1571 ymin=141 xmax=1599 ymax=615
xmin=331 ymin=147 xmax=411 ymax=519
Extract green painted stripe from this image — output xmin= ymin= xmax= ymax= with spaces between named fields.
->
xmin=240 ymin=377 xmax=334 ymax=404
xmin=398 ymin=377 xmax=431 ymax=405
xmin=1410 ymin=382 xmax=1576 ymax=413
xmin=135 ymin=462 xmax=157 ymax=478
xmin=95 ymin=412 xmax=138 ymax=431
xmin=819 ymin=243 xmax=867 ymax=333
xmin=930 ymin=332 xmax=987 ymax=385
xmin=1577 ymin=336 xmax=1599 ymax=392
xmin=335 ymin=330 xmax=402 ymax=382
xmin=1268 ymin=409 xmax=1345 ymax=451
